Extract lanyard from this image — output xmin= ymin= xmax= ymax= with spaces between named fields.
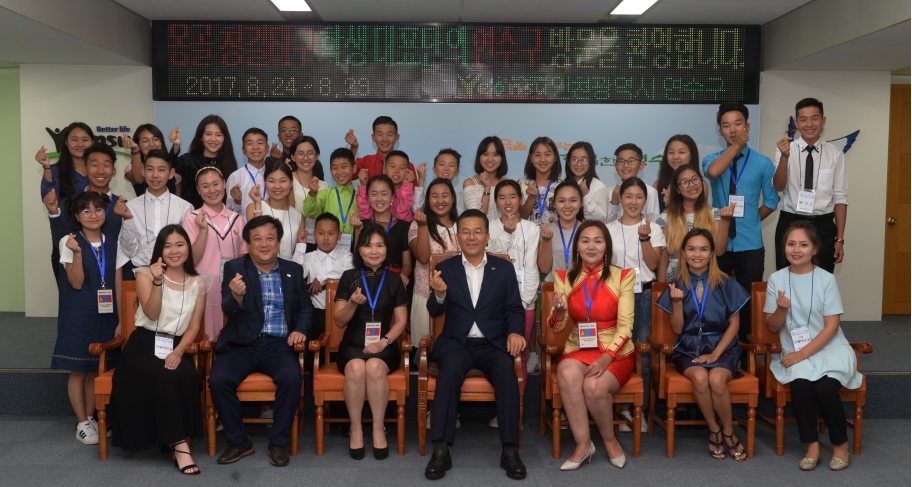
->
xmin=582 ymin=277 xmax=598 ymax=320
xmin=80 ymin=232 xmax=106 ymax=289
xmin=443 ymin=226 xmax=458 ymax=251
xmin=535 ymin=180 xmax=553 ymax=220
xmin=620 ymin=220 xmax=642 ymax=272
xmin=558 ymin=220 xmax=578 ymax=268
xmin=336 ymin=187 xmax=355 ymax=226
xmin=729 ymin=149 xmax=751 ymax=188
xmin=518 ymin=219 xmax=526 ymax=269
xmin=360 ymin=269 xmax=386 ymax=320
xmin=206 ymin=211 xmax=239 ymax=258
xmin=143 ymin=193 xmax=172 ymax=246
xmin=154 ymin=273 xmax=186 ymax=337
xmin=245 ymin=165 xmax=266 ymax=200
xmin=799 ymin=143 xmax=823 ymax=192
xmin=373 ymin=216 xmax=394 ymax=233
xmin=788 ymin=267 xmax=815 ymax=328
xmin=689 ymin=278 xmax=708 ymax=324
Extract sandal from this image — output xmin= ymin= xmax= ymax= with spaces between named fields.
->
xmin=722 ymin=432 xmax=747 ymax=462
xmin=171 ymin=441 xmax=201 ymax=475
xmin=708 ymin=429 xmax=725 ymax=460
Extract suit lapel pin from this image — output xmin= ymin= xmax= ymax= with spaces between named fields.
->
xmin=286 ymin=274 xmax=291 ymax=277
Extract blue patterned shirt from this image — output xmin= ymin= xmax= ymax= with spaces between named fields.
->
xmin=257 ymin=265 xmax=287 ymax=338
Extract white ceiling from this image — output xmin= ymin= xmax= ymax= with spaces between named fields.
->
xmin=111 ymin=0 xmax=813 ymax=24
xmin=771 ymin=20 xmax=911 ymax=71
xmin=0 ymin=6 xmax=142 ymax=65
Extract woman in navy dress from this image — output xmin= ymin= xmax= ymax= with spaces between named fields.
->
xmin=52 ymin=191 xmax=119 ymax=445
xmin=656 ymin=228 xmax=750 ymax=461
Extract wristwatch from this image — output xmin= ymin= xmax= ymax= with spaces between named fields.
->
xmin=384 ymin=336 xmax=394 ymax=346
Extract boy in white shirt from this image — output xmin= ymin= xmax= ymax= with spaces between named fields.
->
xmin=607 ymin=143 xmax=660 ymax=222
xmin=113 ymin=149 xmax=193 ymax=281
xmin=412 ymin=148 xmax=467 ymax=215
xmin=292 ymin=212 xmax=354 ymax=341
xmin=226 ymin=128 xmax=269 ymax=220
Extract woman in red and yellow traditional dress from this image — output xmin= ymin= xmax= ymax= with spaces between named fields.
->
xmin=548 ymin=220 xmax=636 ymax=471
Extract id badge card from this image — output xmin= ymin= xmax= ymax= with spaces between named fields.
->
xmin=790 ymin=326 xmax=812 ymax=352
xmin=728 ymin=195 xmax=745 ymax=218
xmin=365 ymin=322 xmax=382 ymax=345
xmin=97 ymin=289 xmax=114 ymax=314
xmin=515 ymin=269 xmax=524 ymax=291
xmin=154 ymin=333 xmax=173 ymax=359
xmin=219 ymin=260 xmax=228 ymax=282
xmin=337 ymin=233 xmax=353 ymax=252
xmin=633 ymin=268 xmax=642 ymax=293
xmin=796 ymin=190 xmax=816 ymax=214
xmin=578 ymin=321 xmax=598 ymax=349
xmin=305 ymin=219 xmax=316 ymax=245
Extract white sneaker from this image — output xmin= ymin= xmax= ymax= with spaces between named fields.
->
xmin=560 ymin=412 xmax=568 ymax=430
xmin=87 ymin=417 xmax=111 ymax=438
xmin=527 ymin=352 xmax=540 ymax=374
xmin=76 ymin=420 xmax=99 ymax=445
xmin=618 ymin=410 xmax=647 ymax=433
xmin=489 ymin=416 xmax=498 ymax=428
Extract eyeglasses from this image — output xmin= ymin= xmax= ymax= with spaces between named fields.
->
xmin=569 ymin=157 xmax=589 ymax=165
xmin=140 ymin=137 xmax=161 ymax=144
xmin=615 ymin=158 xmax=641 ymax=167
xmin=458 ymin=229 xmax=486 ymax=237
xmin=280 ymin=128 xmax=300 ymax=135
xmin=677 ymin=176 xmax=702 ymax=188
xmin=294 ymin=150 xmax=317 ymax=159
xmin=81 ymin=207 xmax=105 ymax=215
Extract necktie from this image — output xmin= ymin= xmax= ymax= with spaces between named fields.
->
xmin=728 ymin=153 xmax=744 ymax=238
xmin=804 ymin=145 xmax=816 ymax=191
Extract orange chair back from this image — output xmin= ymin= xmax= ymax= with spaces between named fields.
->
xmin=120 ymin=280 xmax=140 ymax=341
xmin=540 ymin=281 xmax=573 ymax=349
xmin=750 ymin=282 xmax=779 ymax=346
xmin=650 ymin=282 xmax=678 ymax=347
xmin=323 ymin=279 xmax=343 ymax=356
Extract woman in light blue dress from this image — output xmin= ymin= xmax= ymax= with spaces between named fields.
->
xmin=764 ymin=221 xmax=860 ymax=472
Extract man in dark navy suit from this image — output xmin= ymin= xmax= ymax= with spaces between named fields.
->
xmin=424 ymin=209 xmax=527 ymax=480
xmin=209 ymin=216 xmax=313 ymax=467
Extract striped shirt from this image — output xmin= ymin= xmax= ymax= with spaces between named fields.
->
xmin=257 ymin=265 xmax=287 ymax=338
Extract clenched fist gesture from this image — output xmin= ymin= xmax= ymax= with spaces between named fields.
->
xmin=777 ymin=135 xmax=791 ymax=158
xmin=229 ymin=273 xmax=246 ymax=304
xmin=610 ymin=184 xmax=620 ymax=205
xmin=429 ymin=269 xmax=447 ymax=298
xmin=113 ymin=197 xmax=133 ymax=220
xmin=776 ymin=290 xmax=791 ymax=310
xmin=720 ymin=202 xmax=736 ymax=220
xmin=149 ymin=257 xmax=165 ymax=282
xmin=416 ymin=162 xmax=427 ymax=186
xmin=43 ymin=189 xmax=59 ymax=215
xmin=248 ymin=184 xmax=262 ymax=204
xmin=502 ymin=214 xmax=518 ymax=234
xmin=122 ymin=134 xmax=138 ymax=151
xmin=669 ymin=283 xmax=684 ymax=301
xmin=65 ymin=233 xmax=81 ymax=254
xmin=638 ymin=219 xmax=652 ymax=238
xmin=308 ymin=176 xmax=321 ymax=197
xmin=230 ymin=184 xmax=243 ymax=205
xmin=349 ymin=286 xmax=368 ymax=305
xmin=413 ymin=209 xmax=427 ymax=225
xmin=344 ymin=129 xmax=358 ymax=148
xmin=35 ymin=146 xmax=51 ymax=169
xmin=540 ymin=223 xmax=553 ymax=241
xmin=194 ymin=211 xmax=208 ymax=230
xmin=270 ymin=142 xmax=282 ymax=160
xmin=358 ymin=168 xmax=369 ymax=187
xmin=168 ymin=126 xmax=181 ymax=146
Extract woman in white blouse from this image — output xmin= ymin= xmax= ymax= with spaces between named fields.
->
xmin=463 ymin=136 xmax=509 ymax=222
xmin=289 ymin=135 xmax=329 ymax=253
xmin=486 ymin=179 xmax=540 ymax=384
xmin=564 ymin=142 xmax=609 ymax=223
xmin=108 ymin=225 xmax=211 ymax=475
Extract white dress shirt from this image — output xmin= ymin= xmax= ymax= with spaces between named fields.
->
xmin=117 ymin=190 xmax=193 ymax=268
xmin=435 ymin=252 xmax=488 ymax=338
xmin=606 ymin=182 xmax=660 ymax=223
xmin=292 ymin=244 xmax=354 ymax=309
xmin=226 ymin=162 xmax=267 ymax=218
xmin=606 ymin=218 xmax=667 ymax=285
xmin=486 ymin=219 xmax=540 ymax=310
xmin=579 ymin=177 xmax=609 ymax=223
xmin=774 ymin=136 xmax=848 ymax=215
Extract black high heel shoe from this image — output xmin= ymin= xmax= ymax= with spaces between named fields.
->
xmin=170 ymin=441 xmax=201 ymax=475
xmin=349 ymin=428 xmax=365 ymax=460
xmin=373 ymin=427 xmax=389 ymax=460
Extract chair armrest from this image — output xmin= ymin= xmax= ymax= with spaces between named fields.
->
xmin=647 ymin=335 xmax=674 ymax=355
xmin=400 ymin=339 xmax=413 ymax=353
xmin=850 ymin=342 xmax=874 ymax=354
xmin=89 ymin=336 xmax=125 ymax=356
xmin=293 ymin=342 xmax=307 ymax=353
xmin=740 ymin=342 xmax=766 ymax=354
xmin=418 ymin=345 xmax=428 ymax=377
xmin=308 ymin=333 xmax=329 ymax=353
xmin=418 ymin=334 xmax=432 ymax=349
xmin=635 ymin=342 xmax=650 ymax=355
xmin=199 ymin=340 xmax=215 ymax=353
xmin=185 ymin=342 xmax=200 ymax=355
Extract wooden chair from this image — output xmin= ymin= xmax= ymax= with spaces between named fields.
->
xmin=646 ymin=282 xmax=762 ymax=458
xmin=417 ymin=252 xmax=524 ymax=455
xmin=89 ymin=280 xmax=204 ymax=460
xmin=308 ymin=279 xmax=412 ymax=455
xmin=199 ymin=320 xmax=306 ymax=456
xmin=747 ymin=282 xmax=873 ymax=455
xmin=537 ymin=281 xmax=649 ymax=459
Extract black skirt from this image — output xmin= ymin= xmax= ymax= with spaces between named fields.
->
xmin=108 ymin=327 xmax=202 ymax=451
xmin=336 ymin=342 xmax=400 ymax=375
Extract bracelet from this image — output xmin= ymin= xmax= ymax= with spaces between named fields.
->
xmin=835 ymin=238 xmax=845 ymax=243
xmin=152 ymin=280 xmax=163 ymax=286
xmin=483 ymin=192 xmax=491 ymax=196
xmin=639 ymin=236 xmax=651 ymax=242
xmin=253 ymin=210 xmax=263 ymax=215
xmin=131 ymin=151 xmax=140 ymax=155
xmin=416 ymin=221 xmax=427 ymax=227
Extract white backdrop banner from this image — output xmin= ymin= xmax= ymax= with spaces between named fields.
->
xmin=154 ymin=102 xmax=761 ymax=189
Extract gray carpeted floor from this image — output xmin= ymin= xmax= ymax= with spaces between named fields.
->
xmin=0 ymin=415 xmax=907 ymax=486
xmin=1 ymin=312 xmax=908 ymax=372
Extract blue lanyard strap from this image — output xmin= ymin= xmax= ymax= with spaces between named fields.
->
xmin=535 ymin=180 xmax=553 ymax=218
xmin=336 ymin=187 xmax=355 ymax=225
xmin=360 ymin=269 xmax=386 ymax=320
xmin=245 ymin=166 xmax=266 ymax=200
xmin=80 ymin=231 xmax=106 ymax=288
xmin=729 ymin=149 xmax=750 ymax=188
xmin=689 ymin=279 xmax=708 ymax=324
xmin=582 ymin=278 xmax=598 ymax=320
xmin=558 ymin=220 xmax=578 ymax=267
xmin=788 ymin=267 xmax=815 ymax=327
xmin=373 ymin=216 xmax=394 ymax=233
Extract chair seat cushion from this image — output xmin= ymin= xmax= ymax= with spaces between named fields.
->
xmin=428 ymin=361 xmax=485 ymax=378
xmin=237 ymin=372 xmax=278 ymax=392
xmin=425 ymin=375 xmax=497 ymax=394
xmin=94 ymin=369 xmax=115 ymax=395
xmin=549 ymin=370 xmax=644 ymax=395
xmin=313 ymin=362 xmax=407 ymax=391
xmin=665 ymin=368 xmax=759 ymax=394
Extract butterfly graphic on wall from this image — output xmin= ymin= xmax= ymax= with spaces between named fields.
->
xmin=787 ymin=117 xmax=860 ymax=153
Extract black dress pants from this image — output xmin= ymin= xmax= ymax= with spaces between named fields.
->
xmin=790 ymin=376 xmax=848 ymax=445
xmin=432 ymin=338 xmax=520 ymax=447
